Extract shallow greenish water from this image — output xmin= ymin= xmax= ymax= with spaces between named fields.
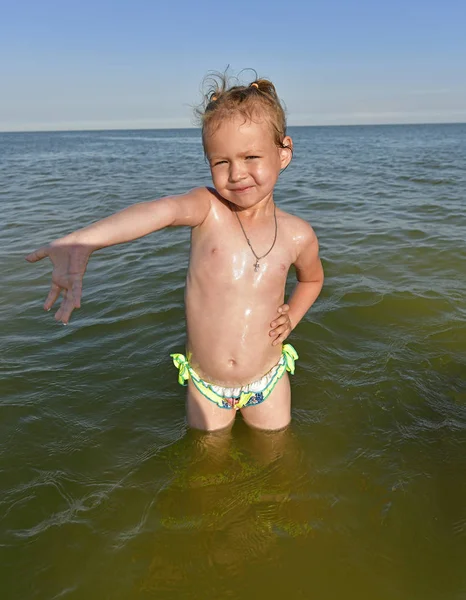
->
xmin=1 ymin=125 xmax=465 ymax=599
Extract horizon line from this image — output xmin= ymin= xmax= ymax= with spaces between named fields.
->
xmin=1 ymin=121 xmax=465 ymax=135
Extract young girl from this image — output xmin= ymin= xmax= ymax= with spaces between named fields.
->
xmin=26 ymin=74 xmax=324 ymax=432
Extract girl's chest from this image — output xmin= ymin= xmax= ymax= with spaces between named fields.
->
xmin=191 ymin=225 xmax=294 ymax=284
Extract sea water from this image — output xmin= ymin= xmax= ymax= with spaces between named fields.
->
xmin=1 ymin=124 xmax=465 ymax=599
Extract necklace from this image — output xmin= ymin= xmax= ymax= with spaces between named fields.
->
xmin=234 ymin=204 xmax=278 ymax=272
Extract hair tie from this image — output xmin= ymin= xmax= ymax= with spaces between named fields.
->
xmin=250 ymin=82 xmax=259 ymax=89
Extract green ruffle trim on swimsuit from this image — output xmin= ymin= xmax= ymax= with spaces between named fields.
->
xmin=170 ymin=344 xmax=298 ymax=410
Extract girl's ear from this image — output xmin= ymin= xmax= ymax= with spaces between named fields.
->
xmin=279 ymin=136 xmax=293 ymax=169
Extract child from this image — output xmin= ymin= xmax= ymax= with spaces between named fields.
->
xmin=26 ymin=74 xmax=324 ymax=432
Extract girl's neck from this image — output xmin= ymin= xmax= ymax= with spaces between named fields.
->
xmin=231 ymin=194 xmax=275 ymax=220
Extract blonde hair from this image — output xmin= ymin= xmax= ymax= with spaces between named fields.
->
xmin=196 ymin=70 xmax=290 ymax=151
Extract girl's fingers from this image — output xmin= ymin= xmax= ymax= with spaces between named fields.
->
xmin=54 ymin=288 xmax=68 ymax=322
xmin=270 ymin=315 xmax=291 ymax=328
xmin=61 ymin=301 xmax=74 ymax=324
xmin=277 ymin=304 xmax=289 ymax=314
xmin=44 ymin=283 xmax=62 ymax=311
xmin=28 ymin=245 xmax=85 ymax=323
xmin=71 ymin=279 xmax=83 ymax=308
xmin=272 ymin=333 xmax=287 ymax=346
xmin=25 ymin=246 xmax=49 ymax=263
xmin=45 ymin=279 xmax=82 ymax=323
xmin=270 ymin=325 xmax=291 ymax=344
xmin=58 ymin=290 xmax=76 ymax=324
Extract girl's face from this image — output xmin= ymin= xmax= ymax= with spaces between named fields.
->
xmin=204 ymin=114 xmax=292 ymax=209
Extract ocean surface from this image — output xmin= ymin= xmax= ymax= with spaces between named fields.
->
xmin=1 ymin=124 xmax=465 ymax=600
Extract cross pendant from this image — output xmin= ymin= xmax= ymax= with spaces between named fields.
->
xmin=254 ymin=261 xmax=260 ymax=272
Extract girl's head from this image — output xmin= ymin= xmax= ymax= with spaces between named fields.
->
xmin=198 ymin=72 xmax=290 ymax=153
xmin=197 ymin=72 xmax=293 ymax=208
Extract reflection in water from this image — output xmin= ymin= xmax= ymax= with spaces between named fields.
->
xmin=140 ymin=423 xmax=311 ymax=594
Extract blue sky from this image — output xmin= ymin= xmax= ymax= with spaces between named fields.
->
xmin=1 ymin=0 xmax=465 ymax=131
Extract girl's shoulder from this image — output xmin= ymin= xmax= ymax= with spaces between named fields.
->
xmin=277 ymin=207 xmax=318 ymax=242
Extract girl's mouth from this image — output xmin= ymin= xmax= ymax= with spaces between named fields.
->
xmin=231 ymin=186 xmax=253 ymax=193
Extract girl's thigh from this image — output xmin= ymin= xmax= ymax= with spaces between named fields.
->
xmin=240 ymin=373 xmax=291 ymax=431
xmin=186 ymin=380 xmax=236 ymax=432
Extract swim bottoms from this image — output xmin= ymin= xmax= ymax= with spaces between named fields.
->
xmin=170 ymin=344 xmax=298 ymax=410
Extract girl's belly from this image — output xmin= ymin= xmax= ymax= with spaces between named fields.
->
xmin=185 ymin=292 xmax=284 ymax=386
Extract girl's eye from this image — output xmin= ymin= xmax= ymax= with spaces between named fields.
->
xmin=213 ymin=160 xmax=227 ymax=166
xmin=246 ymin=156 xmax=260 ymax=160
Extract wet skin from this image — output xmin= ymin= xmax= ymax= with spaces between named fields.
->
xmin=26 ymin=116 xmax=324 ymax=431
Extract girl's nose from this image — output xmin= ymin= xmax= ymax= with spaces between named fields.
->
xmin=228 ymin=162 xmax=246 ymax=182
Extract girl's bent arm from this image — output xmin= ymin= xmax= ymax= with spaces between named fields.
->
xmin=269 ymin=225 xmax=324 ymax=346
xmin=288 ymin=227 xmax=324 ymax=330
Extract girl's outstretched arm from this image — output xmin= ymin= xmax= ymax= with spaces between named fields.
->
xmin=25 ymin=187 xmax=212 ymax=324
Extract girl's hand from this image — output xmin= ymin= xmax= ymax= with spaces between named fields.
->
xmin=25 ymin=239 xmax=93 ymax=324
xmin=269 ymin=304 xmax=292 ymax=346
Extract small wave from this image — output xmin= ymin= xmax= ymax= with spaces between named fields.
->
xmin=397 ymin=175 xmax=456 ymax=185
